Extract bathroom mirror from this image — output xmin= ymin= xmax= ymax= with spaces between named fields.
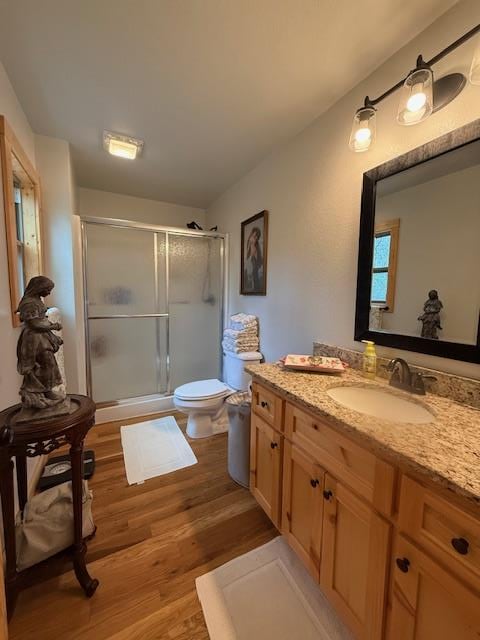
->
xmin=355 ymin=118 xmax=480 ymax=364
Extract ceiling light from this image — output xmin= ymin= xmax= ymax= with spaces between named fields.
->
xmin=103 ymin=131 xmax=144 ymax=160
xmin=349 ymin=105 xmax=376 ymax=153
xmin=397 ymin=61 xmax=433 ymax=126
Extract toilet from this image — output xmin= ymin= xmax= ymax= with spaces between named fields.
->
xmin=174 ymin=351 xmax=262 ymax=439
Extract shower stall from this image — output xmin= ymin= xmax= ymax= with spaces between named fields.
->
xmin=81 ymin=217 xmax=226 ymax=406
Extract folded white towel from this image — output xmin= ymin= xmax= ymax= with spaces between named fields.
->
xmin=222 ymin=338 xmax=259 ymax=353
xmin=223 ymin=335 xmax=259 ymax=345
xmin=230 ymin=321 xmax=258 ymax=332
xmin=230 ymin=313 xmax=257 ymax=325
xmin=224 ymin=327 xmax=258 ymax=339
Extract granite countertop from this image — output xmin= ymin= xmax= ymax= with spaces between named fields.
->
xmin=246 ymin=363 xmax=480 ymax=508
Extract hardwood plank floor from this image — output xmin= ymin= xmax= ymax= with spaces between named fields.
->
xmin=9 ymin=412 xmax=277 ymax=639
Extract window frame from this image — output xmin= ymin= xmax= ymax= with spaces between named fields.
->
xmin=0 ymin=115 xmax=42 ymax=327
xmin=371 ymin=218 xmax=399 ymax=313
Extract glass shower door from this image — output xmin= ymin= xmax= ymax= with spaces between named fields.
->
xmin=168 ymin=234 xmax=223 ymax=389
xmin=84 ymin=223 xmax=168 ymax=403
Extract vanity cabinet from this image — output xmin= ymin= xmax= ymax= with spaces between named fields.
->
xmin=249 ymin=380 xmax=480 ymax=640
xmin=388 ymin=535 xmax=480 ymax=640
xmin=249 ymin=411 xmax=283 ymax=527
xmin=320 ymin=475 xmax=391 ymax=639
xmin=281 ymin=441 xmax=324 ymax=580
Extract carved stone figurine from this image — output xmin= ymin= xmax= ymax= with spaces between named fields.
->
xmin=15 ymin=276 xmax=73 ymax=423
xmin=418 ymin=289 xmax=443 ymax=340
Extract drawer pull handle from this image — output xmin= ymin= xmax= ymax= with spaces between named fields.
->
xmin=396 ymin=557 xmax=410 ymax=573
xmin=323 ymin=489 xmax=333 ymax=501
xmin=310 ymin=479 xmax=320 ymax=488
xmin=270 ymin=441 xmax=278 ymax=450
xmin=451 ymin=537 xmax=469 ymax=555
xmin=260 ymin=401 xmax=269 ymax=409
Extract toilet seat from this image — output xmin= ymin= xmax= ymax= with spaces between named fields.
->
xmin=174 ymin=378 xmax=231 ymax=402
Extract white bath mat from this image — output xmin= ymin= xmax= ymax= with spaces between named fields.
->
xmin=196 ymin=536 xmax=352 ymax=640
xmin=120 ymin=416 xmax=197 ymax=485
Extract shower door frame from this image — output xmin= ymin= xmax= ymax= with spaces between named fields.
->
xmin=81 ymin=216 xmax=228 ymax=407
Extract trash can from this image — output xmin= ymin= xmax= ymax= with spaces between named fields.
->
xmin=226 ymin=392 xmax=251 ymax=488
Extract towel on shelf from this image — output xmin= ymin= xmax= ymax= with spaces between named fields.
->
xmin=222 ymin=338 xmax=260 ymax=354
xmin=224 ymin=327 xmax=258 ymax=339
xmin=230 ymin=313 xmax=256 ymax=326
xmin=223 ymin=339 xmax=259 ymax=346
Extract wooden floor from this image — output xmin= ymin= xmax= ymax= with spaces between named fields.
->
xmin=9 ymin=412 xmax=277 ymax=640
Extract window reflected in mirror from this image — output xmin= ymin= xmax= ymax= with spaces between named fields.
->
xmin=368 ymin=138 xmax=480 ymax=345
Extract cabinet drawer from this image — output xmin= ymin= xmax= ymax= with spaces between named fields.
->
xmin=285 ymin=402 xmax=395 ymax=515
xmin=399 ymin=476 xmax=480 ymax=586
xmin=252 ymin=382 xmax=283 ymax=430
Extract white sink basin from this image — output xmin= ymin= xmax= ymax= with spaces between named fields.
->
xmin=326 ymin=386 xmax=435 ymax=424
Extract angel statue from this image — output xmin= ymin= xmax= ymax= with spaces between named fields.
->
xmin=15 ymin=276 xmax=72 ymax=422
xmin=418 ymin=289 xmax=443 ymax=340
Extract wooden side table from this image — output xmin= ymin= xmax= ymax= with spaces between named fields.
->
xmin=0 ymin=394 xmax=99 ymax=617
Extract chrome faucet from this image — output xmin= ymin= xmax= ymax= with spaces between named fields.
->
xmin=386 ymin=358 xmax=436 ymax=396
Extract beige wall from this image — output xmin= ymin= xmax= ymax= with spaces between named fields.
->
xmin=35 ymin=135 xmax=86 ymax=393
xmin=206 ymin=0 xmax=480 ymax=379
xmin=78 ymin=187 xmax=206 ymax=229
xmin=376 ymin=164 xmax=480 ymax=344
xmin=0 ymin=61 xmax=35 ymax=410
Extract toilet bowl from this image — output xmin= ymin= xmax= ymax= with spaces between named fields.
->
xmin=173 ymin=351 xmax=262 ymax=439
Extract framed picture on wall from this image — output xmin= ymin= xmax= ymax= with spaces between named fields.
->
xmin=240 ymin=210 xmax=268 ymax=295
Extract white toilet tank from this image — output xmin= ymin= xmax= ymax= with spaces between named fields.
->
xmin=223 ymin=351 xmax=262 ymax=390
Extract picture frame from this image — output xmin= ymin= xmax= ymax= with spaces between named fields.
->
xmin=240 ymin=210 xmax=268 ymax=295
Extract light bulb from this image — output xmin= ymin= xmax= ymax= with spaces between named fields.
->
xmin=406 ymin=90 xmax=427 ymax=113
xmin=349 ymin=105 xmax=376 ymax=152
xmin=355 ymin=127 xmax=372 ymax=143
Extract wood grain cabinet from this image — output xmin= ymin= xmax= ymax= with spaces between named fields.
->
xmin=281 ymin=441 xmax=324 ymax=580
xmin=388 ymin=535 xmax=480 ymax=640
xmin=249 ymin=411 xmax=283 ymax=527
xmin=249 ymin=382 xmax=480 ymax=640
xmin=320 ymin=475 xmax=391 ymax=640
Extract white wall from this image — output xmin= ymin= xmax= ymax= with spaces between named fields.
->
xmin=376 ymin=165 xmax=480 ymax=343
xmin=206 ymin=0 xmax=480 ymax=379
xmin=0 ymin=61 xmax=36 ymax=410
xmin=78 ymin=187 xmax=206 ymax=229
xmin=34 ymin=135 xmax=86 ymax=393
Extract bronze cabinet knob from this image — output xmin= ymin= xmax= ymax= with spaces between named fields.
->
xmin=451 ymin=537 xmax=469 ymax=555
xmin=396 ymin=557 xmax=410 ymax=573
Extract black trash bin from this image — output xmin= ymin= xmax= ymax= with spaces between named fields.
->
xmin=226 ymin=392 xmax=251 ymax=488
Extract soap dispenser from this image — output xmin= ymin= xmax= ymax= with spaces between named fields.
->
xmin=362 ymin=340 xmax=377 ymax=379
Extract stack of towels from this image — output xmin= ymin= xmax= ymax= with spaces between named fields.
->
xmin=222 ymin=313 xmax=259 ymax=354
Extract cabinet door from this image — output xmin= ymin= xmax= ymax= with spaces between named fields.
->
xmin=320 ymin=475 xmax=391 ymax=640
xmin=282 ymin=441 xmax=324 ymax=580
xmin=389 ymin=535 xmax=480 ymax=640
xmin=250 ymin=412 xmax=282 ymax=526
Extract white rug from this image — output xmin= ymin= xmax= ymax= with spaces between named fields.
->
xmin=120 ymin=416 xmax=197 ymax=485
xmin=196 ymin=536 xmax=352 ymax=640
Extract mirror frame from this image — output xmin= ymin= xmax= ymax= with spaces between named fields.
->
xmin=354 ymin=118 xmax=480 ymax=364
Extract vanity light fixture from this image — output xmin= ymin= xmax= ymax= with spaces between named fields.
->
xmin=103 ymin=131 xmax=144 ymax=160
xmin=349 ymin=23 xmax=480 ymax=151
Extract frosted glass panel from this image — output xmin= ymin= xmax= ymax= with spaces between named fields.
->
xmin=86 ymin=225 xmax=167 ymax=315
xmin=168 ymin=235 xmax=223 ymax=390
xmin=89 ymin=318 xmax=167 ymax=403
